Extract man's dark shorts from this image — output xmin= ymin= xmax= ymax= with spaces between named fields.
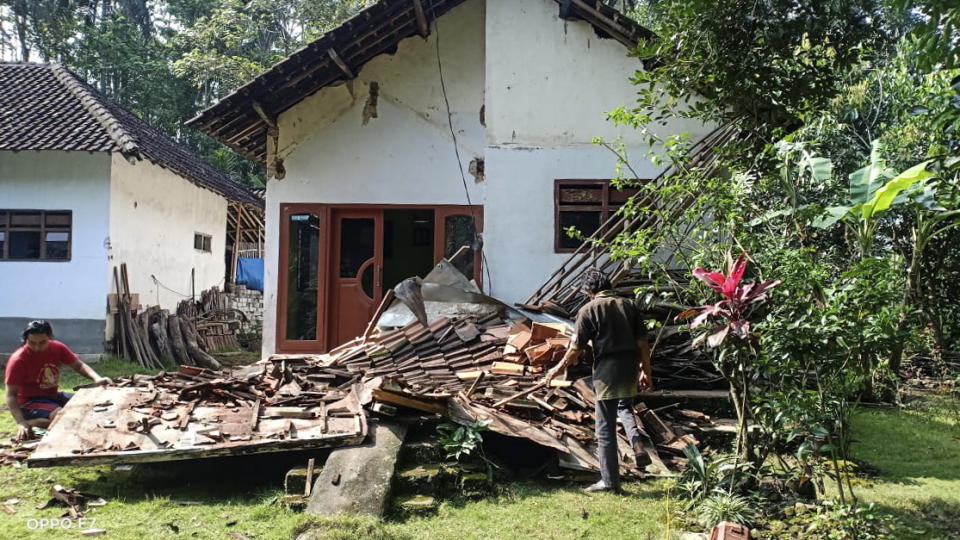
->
xmin=21 ymin=392 xmax=73 ymax=420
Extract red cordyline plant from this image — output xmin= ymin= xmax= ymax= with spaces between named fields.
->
xmin=679 ymin=251 xmax=781 ymax=466
xmin=679 ymin=252 xmax=781 ymax=350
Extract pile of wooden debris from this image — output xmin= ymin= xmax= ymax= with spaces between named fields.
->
xmin=320 ymin=315 xmax=707 ymax=475
xmin=111 ymin=263 xmax=222 ymax=371
xmin=27 ymin=362 xmax=367 ymax=467
xmin=111 ymin=262 xmax=255 ymax=371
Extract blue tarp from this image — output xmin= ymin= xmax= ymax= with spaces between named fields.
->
xmin=236 ymin=257 xmax=264 ymax=291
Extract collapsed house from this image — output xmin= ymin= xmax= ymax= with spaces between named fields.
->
xmin=27 ymin=259 xmax=717 ymax=480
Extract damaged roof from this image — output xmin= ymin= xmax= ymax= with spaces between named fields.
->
xmin=186 ymin=0 xmax=655 ymax=164
xmin=0 ymin=63 xmax=261 ymax=205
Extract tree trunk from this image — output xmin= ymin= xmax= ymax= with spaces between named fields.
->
xmin=150 ymin=322 xmax=171 ymax=363
xmin=157 ymin=310 xmax=175 ymax=362
xmin=12 ymin=0 xmax=30 ymax=61
xmin=179 ymin=317 xmax=221 ymax=370
xmin=167 ymin=314 xmax=193 ymax=367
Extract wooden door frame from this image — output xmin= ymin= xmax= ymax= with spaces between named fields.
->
xmin=276 ymin=203 xmax=483 ymax=353
xmin=327 ymin=208 xmax=384 ymax=349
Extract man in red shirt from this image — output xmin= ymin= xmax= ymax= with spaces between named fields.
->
xmin=4 ymin=320 xmax=111 ymax=440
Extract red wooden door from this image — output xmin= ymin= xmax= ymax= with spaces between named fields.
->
xmin=328 ymin=210 xmax=383 ymax=347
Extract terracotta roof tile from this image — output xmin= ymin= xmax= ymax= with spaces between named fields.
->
xmin=0 ymin=63 xmax=260 ymax=205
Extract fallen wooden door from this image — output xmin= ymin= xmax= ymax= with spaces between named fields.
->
xmin=328 ymin=209 xmax=383 ymax=347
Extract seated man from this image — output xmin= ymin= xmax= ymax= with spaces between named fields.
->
xmin=5 ymin=320 xmax=111 ymax=441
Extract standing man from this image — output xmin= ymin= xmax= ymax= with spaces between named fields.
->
xmin=546 ymin=269 xmax=652 ymax=493
xmin=4 ymin=320 xmax=111 ymax=441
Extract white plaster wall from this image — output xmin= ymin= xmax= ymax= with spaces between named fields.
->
xmin=481 ymin=0 xmax=715 ymax=301
xmin=0 ymin=151 xmax=111 ymax=320
xmin=261 ymin=0 xmax=486 ymax=354
xmin=484 ymin=144 xmax=661 ymax=302
xmin=485 ymin=0 xmax=706 ymax=146
xmin=109 ymin=154 xmax=228 ymax=311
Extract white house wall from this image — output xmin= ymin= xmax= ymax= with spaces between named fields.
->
xmin=0 ymin=150 xmax=111 ymax=353
xmin=109 ymin=154 xmax=228 ymax=312
xmin=484 ymin=0 xmax=705 ymax=146
xmin=482 ymin=0 xmax=714 ymax=301
xmin=261 ymin=0 xmax=486 ymax=354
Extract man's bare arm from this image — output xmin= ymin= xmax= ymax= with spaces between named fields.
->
xmin=6 ymin=384 xmax=33 ymax=440
xmin=67 ymin=360 xmax=111 ymax=385
xmin=637 ymin=338 xmax=652 ymax=391
xmin=545 ymin=347 xmax=583 ymax=385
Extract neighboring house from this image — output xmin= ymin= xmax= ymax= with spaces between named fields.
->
xmin=189 ymin=0 xmax=713 ymax=355
xmin=0 ymin=62 xmax=261 ymax=354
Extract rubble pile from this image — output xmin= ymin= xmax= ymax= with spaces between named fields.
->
xmin=307 ymin=314 xmax=710 ymax=475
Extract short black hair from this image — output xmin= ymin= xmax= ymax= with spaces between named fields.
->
xmin=22 ymin=320 xmax=54 ymax=342
xmin=580 ymin=269 xmax=612 ymax=295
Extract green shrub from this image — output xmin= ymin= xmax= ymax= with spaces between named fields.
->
xmin=697 ymin=492 xmax=753 ymax=529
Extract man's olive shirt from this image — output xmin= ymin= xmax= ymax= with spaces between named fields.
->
xmin=572 ymin=290 xmax=648 ymax=401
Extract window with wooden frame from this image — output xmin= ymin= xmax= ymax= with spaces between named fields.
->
xmin=554 ymin=180 xmax=642 ymax=252
xmin=0 ymin=210 xmax=72 ymax=261
xmin=193 ymin=233 xmax=212 ymax=253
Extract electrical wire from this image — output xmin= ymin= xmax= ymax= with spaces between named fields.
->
xmin=432 ymin=5 xmax=494 ymax=293
xmin=151 ymin=275 xmax=191 ymax=298
xmin=151 ymin=274 xmax=225 ymax=299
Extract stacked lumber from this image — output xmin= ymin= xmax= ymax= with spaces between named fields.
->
xmin=111 ymin=263 xmax=220 ymax=370
xmin=180 ymin=287 xmax=245 ymax=352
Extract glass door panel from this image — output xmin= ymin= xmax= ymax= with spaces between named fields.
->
xmin=285 ymin=213 xmax=320 ymax=341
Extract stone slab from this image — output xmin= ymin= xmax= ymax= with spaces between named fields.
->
xmin=306 ymin=420 xmax=407 ymax=518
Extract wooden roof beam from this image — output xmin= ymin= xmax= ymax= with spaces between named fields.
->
xmin=328 ymin=48 xmax=355 ymax=79
xmin=226 ymin=120 xmax=267 ymax=145
xmin=252 ymin=101 xmax=278 ymax=132
xmin=412 ymin=0 xmax=430 ymax=38
xmin=569 ymin=0 xmax=637 ymax=47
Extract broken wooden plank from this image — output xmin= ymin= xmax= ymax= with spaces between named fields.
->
xmin=492 ymin=382 xmax=546 ymax=409
xmin=304 ymin=458 xmax=316 ymax=497
xmin=370 ymin=389 xmax=446 ymax=415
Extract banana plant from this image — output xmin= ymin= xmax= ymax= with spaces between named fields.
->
xmin=747 ymin=141 xmax=833 ymax=231
xmin=812 ymin=141 xmax=938 ymax=258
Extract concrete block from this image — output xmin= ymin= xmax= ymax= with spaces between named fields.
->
xmin=306 ymin=420 xmax=407 ymax=518
xmin=285 ymin=467 xmax=309 ymax=495
xmin=395 ymin=495 xmax=437 ymax=516
xmin=399 ymin=440 xmax=441 ymax=463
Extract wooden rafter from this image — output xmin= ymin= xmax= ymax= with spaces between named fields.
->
xmin=412 ymin=0 xmax=430 ymax=38
xmin=327 ymin=48 xmax=355 ymax=79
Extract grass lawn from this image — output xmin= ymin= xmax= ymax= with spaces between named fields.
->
xmin=0 ymin=356 xmax=957 ymax=539
xmin=843 ymin=391 xmax=960 ymax=539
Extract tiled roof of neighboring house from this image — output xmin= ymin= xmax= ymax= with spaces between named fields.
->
xmin=187 ymin=0 xmax=654 ymax=164
xmin=0 ymin=63 xmax=261 ymax=205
